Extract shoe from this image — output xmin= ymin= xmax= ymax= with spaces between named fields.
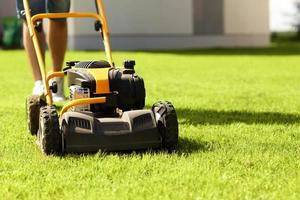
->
xmin=51 ymin=77 xmax=66 ymax=102
xmin=32 ymin=80 xmax=44 ymax=95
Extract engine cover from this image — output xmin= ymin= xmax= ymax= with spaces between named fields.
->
xmin=109 ymin=68 xmax=145 ymax=111
xmin=67 ymin=60 xmax=145 ymax=112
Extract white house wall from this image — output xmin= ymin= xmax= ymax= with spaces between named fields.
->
xmin=105 ymin=0 xmax=194 ymax=35
xmin=224 ymin=0 xmax=269 ymax=34
xmin=68 ymin=0 xmax=270 ymax=50
xmin=69 ymin=0 xmax=194 ymax=36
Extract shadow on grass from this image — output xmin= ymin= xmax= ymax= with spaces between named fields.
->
xmin=121 ymin=137 xmax=214 ymax=156
xmin=55 ymin=108 xmax=300 ymax=158
xmin=177 ymin=137 xmax=214 ymax=155
xmin=53 ymin=107 xmax=300 ymax=159
xmin=177 ymin=108 xmax=300 ymax=125
xmin=61 ymin=137 xmax=211 ymax=159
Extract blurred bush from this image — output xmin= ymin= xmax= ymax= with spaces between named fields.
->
xmin=1 ymin=17 xmax=22 ymax=49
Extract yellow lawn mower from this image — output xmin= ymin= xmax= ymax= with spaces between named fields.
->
xmin=25 ymin=0 xmax=179 ymax=154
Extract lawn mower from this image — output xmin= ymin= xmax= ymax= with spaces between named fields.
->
xmin=24 ymin=0 xmax=179 ymax=154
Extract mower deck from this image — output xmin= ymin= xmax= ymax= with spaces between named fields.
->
xmin=61 ymin=110 xmax=162 ymax=152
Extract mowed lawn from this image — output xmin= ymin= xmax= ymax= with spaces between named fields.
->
xmin=1 ymin=45 xmax=300 ymax=199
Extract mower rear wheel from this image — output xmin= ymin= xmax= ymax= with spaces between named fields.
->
xmin=152 ymin=101 xmax=179 ymax=151
xmin=38 ymin=106 xmax=61 ymax=155
xmin=26 ymin=95 xmax=45 ymax=135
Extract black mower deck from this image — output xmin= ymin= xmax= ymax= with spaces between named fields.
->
xmin=60 ymin=110 xmax=162 ymax=152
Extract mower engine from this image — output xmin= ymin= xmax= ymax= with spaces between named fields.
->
xmin=67 ymin=60 xmax=145 ymax=114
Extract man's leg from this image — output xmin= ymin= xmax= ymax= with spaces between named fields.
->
xmin=23 ymin=21 xmax=46 ymax=95
xmin=47 ymin=20 xmax=68 ymax=101
xmin=23 ymin=22 xmax=46 ymax=81
xmin=47 ymin=0 xmax=70 ymax=102
xmin=47 ymin=20 xmax=67 ymax=72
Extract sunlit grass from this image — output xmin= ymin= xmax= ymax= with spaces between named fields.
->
xmin=0 ymin=46 xmax=300 ymax=199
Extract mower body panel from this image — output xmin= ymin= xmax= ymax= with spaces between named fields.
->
xmin=60 ymin=110 xmax=162 ymax=152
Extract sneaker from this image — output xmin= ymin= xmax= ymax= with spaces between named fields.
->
xmin=32 ymin=80 xmax=44 ymax=95
xmin=51 ymin=77 xmax=66 ymax=102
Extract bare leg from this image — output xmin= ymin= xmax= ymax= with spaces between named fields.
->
xmin=48 ymin=20 xmax=68 ymax=101
xmin=23 ymin=22 xmax=46 ymax=81
xmin=47 ymin=20 xmax=68 ymax=72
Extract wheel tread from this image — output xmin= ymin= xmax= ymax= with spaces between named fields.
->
xmin=38 ymin=106 xmax=61 ymax=155
xmin=152 ymin=101 xmax=179 ymax=151
xmin=26 ymin=95 xmax=44 ymax=135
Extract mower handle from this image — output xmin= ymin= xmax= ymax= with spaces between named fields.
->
xmin=22 ymin=0 xmax=113 ymax=105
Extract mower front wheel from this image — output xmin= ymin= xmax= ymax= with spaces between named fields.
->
xmin=152 ymin=101 xmax=179 ymax=151
xmin=38 ymin=106 xmax=61 ymax=155
xmin=26 ymin=95 xmax=45 ymax=135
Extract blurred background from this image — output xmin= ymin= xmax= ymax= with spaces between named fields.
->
xmin=0 ymin=0 xmax=299 ymax=50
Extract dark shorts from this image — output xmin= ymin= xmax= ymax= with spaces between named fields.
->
xmin=16 ymin=0 xmax=70 ymax=21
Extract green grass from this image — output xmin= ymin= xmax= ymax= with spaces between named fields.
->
xmin=1 ymin=44 xmax=300 ymax=199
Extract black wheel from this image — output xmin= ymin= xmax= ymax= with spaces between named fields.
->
xmin=38 ymin=106 xmax=61 ymax=155
xmin=152 ymin=101 xmax=179 ymax=151
xmin=26 ymin=95 xmax=45 ymax=135
xmin=60 ymin=119 xmax=69 ymax=154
